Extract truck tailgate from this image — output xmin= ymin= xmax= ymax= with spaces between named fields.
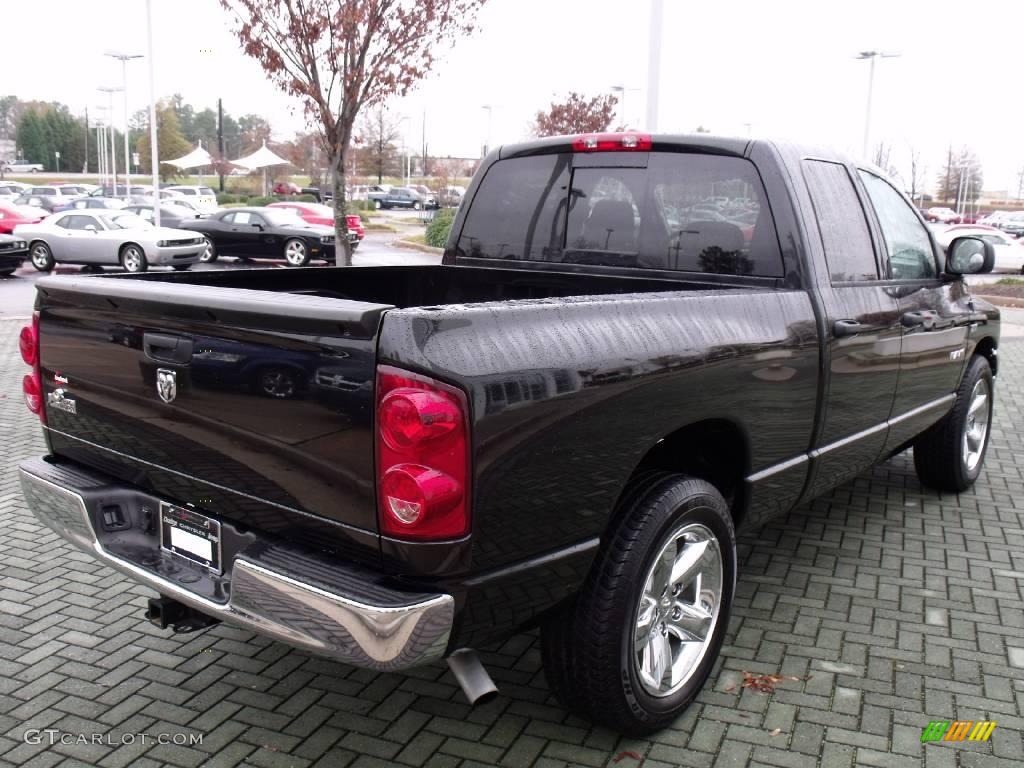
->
xmin=34 ymin=275 xmax=391 ymax=556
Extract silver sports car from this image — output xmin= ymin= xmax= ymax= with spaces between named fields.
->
xmin=14 ymin=210 xmax=206 ymax=273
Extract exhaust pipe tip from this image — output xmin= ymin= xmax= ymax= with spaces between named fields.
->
xmin=446 ymin=648 xmax=498 ymax=705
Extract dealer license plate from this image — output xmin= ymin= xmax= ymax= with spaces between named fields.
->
xmin=159 ymin=502 xmax=222 ymax=573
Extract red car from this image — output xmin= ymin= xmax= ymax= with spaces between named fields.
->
xmin=0 ymin=202 xmax=45 ymax=234
xmin=273 ymin=181 xmax=302 ymax=195
xmin=267 ymin=202 xmax=365 ymax=246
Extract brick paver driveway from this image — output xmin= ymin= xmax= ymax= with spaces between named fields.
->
xmin=1 ymin=317 xmax=1021 ymax=768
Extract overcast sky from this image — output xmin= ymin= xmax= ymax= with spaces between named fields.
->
xmin=5 ymin=0 xmax=1023 ymax=192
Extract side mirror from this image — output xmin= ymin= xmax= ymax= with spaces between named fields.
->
xmin=84 ymin=224 xmax=98 ymax=233
xmin=945 ymin=236 xmax=994 ymax=275
xmin=253 ymin=223 xmax=264 ymax=231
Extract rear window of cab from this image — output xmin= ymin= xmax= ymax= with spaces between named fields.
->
xmin=455 ymin=152 xmax=784 ymax=277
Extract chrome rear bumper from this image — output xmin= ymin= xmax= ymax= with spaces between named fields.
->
xmin=19 ymin=458 xmax=453 ymax=671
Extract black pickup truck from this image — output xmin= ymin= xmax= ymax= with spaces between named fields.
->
xmin=17 ymin=133 xmax=999 ymax=734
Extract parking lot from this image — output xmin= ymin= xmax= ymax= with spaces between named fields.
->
xmin=1 ymin=309 xmax=1022 ymax=766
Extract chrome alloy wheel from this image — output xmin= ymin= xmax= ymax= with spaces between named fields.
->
xmin=121 ymin=245 xmax=144 ymax=272
xmin=200 ymin=238 xmax=215 ymax=262
xmin=30 ymin=243 xmax=51 ymax=270
xmin=284 ymin=239 xmax=307 ymax=266
xmin=633 ymin=522 xmax=723 ymax=697
xmin=963 ymin=377 xmax=991 ymax=472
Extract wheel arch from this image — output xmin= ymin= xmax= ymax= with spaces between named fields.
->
xmin=613 ymin=419 xmax=751 ymax=532
xmin=972 ymin=335 xmax=997 ymax=377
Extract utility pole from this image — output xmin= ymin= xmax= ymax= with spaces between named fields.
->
xmin=146 ymin=0 xmax=161 ymax=227
xmin=106 ymin=52 xmax=142 ymax=199
xmin=218 ymin=98 xmax=225 ymax=192
xmin=645 ymin=0 xmax=663 ymax=131
xmin=98 ymin=86 xmax=123 ymax=193
xmin=84 ymin=108 xmax=89 ymax=175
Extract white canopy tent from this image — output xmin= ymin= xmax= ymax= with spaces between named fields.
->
xmin=165 ymin=142 xmax=215 ymax=171
xmin=230 ymin=141 xmax=291 ymax=196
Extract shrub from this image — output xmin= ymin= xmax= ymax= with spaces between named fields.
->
xmin=425 ymin=208 xmax=456 ymax=249
xmin=215 ymin=193 xmax=237 ymax=205
xmin=246 ymin=196 xmax=275 ymax=207
xmin=295 ymin=194 xmax=318 ymax=203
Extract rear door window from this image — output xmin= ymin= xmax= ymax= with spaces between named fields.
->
xmin=802 ymin=160 xmax=879 ymax=282
xmin=457 ymin=152 xmax=783 ymax=277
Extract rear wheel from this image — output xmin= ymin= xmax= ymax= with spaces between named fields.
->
xmin=199 ymin=237 xmax=218 ymax=263
xmin=29 ymin=241 xmax=54 ymax=272
xmin=374 ymin=200 xmax=382 ymax=210
xmin=256 ymin=367 xmax=300 ymax=399
xmin=413 ymin=201 xmax=422 ymax=211
xmin=541 ymin=475 xmax=736 ymax=735
xmin=283 ymin=238 xmax=309 ymax=267
xmin=913 ymin=355 xmax=994 ymax=491
xmin=119 ymin=244 xmax=147 ymax=273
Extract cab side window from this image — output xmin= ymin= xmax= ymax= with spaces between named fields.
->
xmin=858 ymin=171 xmax=937 ymax=280
xmin=802 ymin=160 xmax=878 ymax=282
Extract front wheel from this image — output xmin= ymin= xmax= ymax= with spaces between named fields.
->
xmin=29 ymin=241 xmax=54 ymax=272
xmin=541 ymin=475 xmax=736 ymax=735
xmin=913 ymin=354 xmax=994 ymax=491
xmin=119 ymin=244 xmax=147 ymax=273
xmin=283 ymin=238 xmax=309 ymax=267
xmin=374 ymin=200 xmax=382 ymax=210
xmin=199 ymin=237 xmax=218 ymax=263
xmin=413 ymin=201 xmax=422 ymax=211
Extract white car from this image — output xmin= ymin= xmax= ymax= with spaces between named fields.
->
xmin=163 ymin=185 xmax=219 ymax=213
xmin=2 ymin=161 xmax=44 ymax=173
xmin=13 ymin=210 xmax=206 ymax=273
xmin=936 ymin=226 xmax=1024 ymax=273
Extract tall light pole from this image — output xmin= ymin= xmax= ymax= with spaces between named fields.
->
xmin=611 ymin=85 xmax=639 ymax=129
xmin=106 ymin=52 xmax=143 ymax=201
xmin=645 ymin=0 xmax=664 ymax=131
xmin=856 ymin=50 xmax=901 ymax=160
xmin=93 ymin=105 xmax=110 ymax=187
xmin=98 ymin=87 xmax=123 ymax=193
xmin=146 ymin=0 xmax=161 ymax=227
xmin=481 ymin=105 xmax=493 ymax=157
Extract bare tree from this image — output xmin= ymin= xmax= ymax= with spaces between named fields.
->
xmin=906 ymin=145 xmax=925 ymax=205
xmin=532 ymin=92 xmax=618 ymax=137
xmin=357 ymin=105 xmax=401 ymax=183
xmin=220 ymin=0 xmax=488 ymax=265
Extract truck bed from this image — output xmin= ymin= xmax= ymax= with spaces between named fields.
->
xmin=34 ymin=265 xmax=746 ymax=569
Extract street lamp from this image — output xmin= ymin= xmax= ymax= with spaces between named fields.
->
xmin=855 ymin=50 xmax=901 ymax=160
xmin=481 ymin=105 xmax=493 ymax=157
xmin=610 ymin=85 xmax=639 ymax=129
xmin=145 ymin=0 xmax=161 ymax=227
xmin=106 ymin=52 xmax=143 ymax=202
xmin=98 ymin=86 xmax=123 ymax=193
xmin=93 ymin=106 xmax=110 ymax=187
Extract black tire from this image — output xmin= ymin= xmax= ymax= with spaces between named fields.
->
xmin=541 ymin=474 xmax=736 ymax=735
xmin=29 ymin=241 xmax=54 ymax=272
xmin=913 ymin=354 xmax=994 ymax=492
xmin=172 ymin=264 xmax=191 ymax=271
xmin=199 ymin=237 xmax=218 ymax=263
xmin=119 ymin=243 xmax=147 ymax=273
xmin=254 ymin=367 xmax=301 ymax=399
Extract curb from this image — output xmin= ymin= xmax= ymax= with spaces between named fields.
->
xmin=974 ymin=294 xmax=1024 ymax=309
xmin=394 ymin=239 xmax=444 ymax=256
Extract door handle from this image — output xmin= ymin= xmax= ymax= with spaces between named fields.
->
xmin=143 ymin=333 xmax=193 ymax=365
xmin=832 ymin=319 xmax=865 ymax=338
xmin=901 ymin=310 xmax=937 ymax=330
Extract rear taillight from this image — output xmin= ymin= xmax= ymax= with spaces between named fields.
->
xmin=19 ymin=312 xmax=44 ymax=420
xmin=572 ymin=132 xmax=652 ymax=153
xmin=376 ymin=365 xmax=470 ymax=540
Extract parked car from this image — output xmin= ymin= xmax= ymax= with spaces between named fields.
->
xmin=124 ymin=204 xmax=204 ymax=230
xmin=176 ymin=207 xmax=337 ymax=266
xmin=53 ymin=197 xmax=129 ymax=213
xmin=11 ymin=193 xmax=65 ymax=213
xmin=997 ymin=211 xmax=1024 ymax=238
xmin=978 ymin=211 xmax=1012 ymax=228
xmin=15 ymin=133 xmax=1000 ymax=736
xmin=54 ymin=184 xmax=96 ymax=196
xmin=372 ymin=186 xmax=428 ymax=210
xmin=923 ymin=207 xmax=961 ymax=224
xmin=163 ymin=185 xmax=219 ymax=212
xmin=1 ymin=160 xmax=43 ymax=173
xmin=0 ymin=202 xmax=45 ymax=234
xmin=0 ymin=232 xmax=27 ymax=275
xmin=273 ymin=181 xmax=301 ymax=195
xmin=13 ymin=210 xmax=205 ymax=273
xmin=266 ymin=201 xmax=363 ymax=247
xmin=91 ymin=184 xmax=153 ymax=198
xmin=936 ymin=225 xmax=1024 ymax=272
xmin=409 ymin=185 xmax=439 ymax=208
